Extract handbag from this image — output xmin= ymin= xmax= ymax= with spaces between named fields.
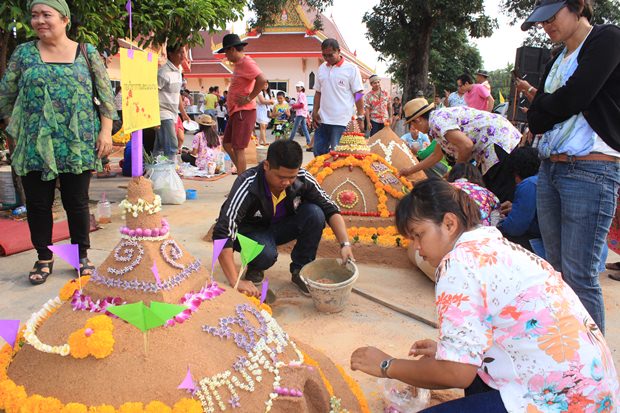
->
xmin=79 ymin=43 xmax=101 ymax=114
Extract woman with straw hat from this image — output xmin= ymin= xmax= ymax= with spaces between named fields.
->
xmin=0 ymin=0 xmax=116 ymax=284
xmin=399 ymin=98 xmax=520 ymax=202
xmin=181 ymin=114 xmax=221 ymax=170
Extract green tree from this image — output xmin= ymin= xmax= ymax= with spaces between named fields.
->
xmin=363 ymin=0 xmax=495 ymax=102
xmin=500 ymin=0 xmax=620 ymax=47
xmin=488 ymin=63 xmax=514 ymax=104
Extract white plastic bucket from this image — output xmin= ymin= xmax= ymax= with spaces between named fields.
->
xmin=300 ymin=258 xmax=358 ymax=313
xmin=256 ymin=146 xmax=268 ymax=164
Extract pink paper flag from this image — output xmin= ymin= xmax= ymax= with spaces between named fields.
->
xmin=177 ymin=366 xmax=196 ymax=393
xmin=48 ymin=244 xmax=80 ymax=271
xmin=125 ymin=0 xmax=132 ymax=31
xmin=151 ymin=261 xmax=161 ymax=286
xmin=260 ymin=278 xmax=269 ymax=305
xmin=211 ymin=239 xmax=228 ymax=274
xmin=147 ymin=53 xmax=153 ymax=62
xmin=0 ymin=320 xmax=20 ymax=347
xmin=127 ymin=49 xmax=134 ymax=59
xmin=131 ymin=130 xmax=143 ymax=176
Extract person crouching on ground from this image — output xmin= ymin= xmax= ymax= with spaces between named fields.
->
xmin=180 ymin=114 xmax=220 ymax=169
xmin=212 ymin=139 xmax=354 ymax=298
xmin=351 ymin=178 xmax=619 ymax=412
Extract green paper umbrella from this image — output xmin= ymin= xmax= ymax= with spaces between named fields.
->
xmin=107 ymin=301 xmax=187 ymax=332
xmin=237 ymin=234 xmax=264 ymax=266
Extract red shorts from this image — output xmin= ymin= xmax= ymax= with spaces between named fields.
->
xmin=223 ymin=109 xmax=257 ymax=150
xmin=175 ymin=116 xmax=184 ymax=134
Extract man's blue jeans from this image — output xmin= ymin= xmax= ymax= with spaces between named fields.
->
xmin=313 ymin=123 xmax=346 ymax=156
xmin=233 ymin=203 xmax=326 ymax=275
xmin=153 ymin=118 xmax=178 ymax=157
xmin=289 ymin=115 xmax=312 ymax=144
xmin=537 ymin=159 xmax=620 ymax=334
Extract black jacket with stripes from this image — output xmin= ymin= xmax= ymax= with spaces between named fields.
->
xmin=212 ymin=162 xmax=339 ymax=248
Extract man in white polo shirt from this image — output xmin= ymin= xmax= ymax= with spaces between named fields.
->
xmin=312 ymin=38 xmax=364 ymax=156
xmin=154 ymin=43 xmax=190 ymax=157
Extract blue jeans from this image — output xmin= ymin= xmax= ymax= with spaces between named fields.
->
xmin=233 ymin=203 xmax=326 ymax=274
xmin=313 ymin=124 xmax=346 ymax=156
xmin=153 ymin=118 xmax=178 ymax=157
xmin=289 ymin=115 xmax=311 ymax=144
xmin=537 ymin=159 xmax=620 ymax=333
xmin=420 ymin=376 xmax=507 ymax=412
xmin=369 ymin=120 xmax=384 ymax=136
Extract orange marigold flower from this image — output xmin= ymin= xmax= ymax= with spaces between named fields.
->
xmin=62 ymin=403 xmax=89 ymax=413
xmin=88 ymin=405 xmax=116 ymax=413
xmin=118 ymin=402 xmax=144 ymax=413
xmin=59 ymin=276 xmax=91 ymax=301
xmin=145 ymin=401 xmax=172 ymax=413
xmin=19 ymin=394 xmax=63 ymax=413
xmin=87 ymin=331 xmax=115 ymax=359
xmin=172 ymin=399 xmax=203 ymax=413
xmin=85 ymin=315 xmax=113 ymax=333
xmin=68 ymin=329 xmax=90 ymax=359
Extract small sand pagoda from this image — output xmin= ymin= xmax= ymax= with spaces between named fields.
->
xmin=1 ymin=177 xmax=368 ymax=412
xmin=306 ymin=130 xmax=413 ymax=218
xmin=368 ymin=127 xmax=427 ymax=182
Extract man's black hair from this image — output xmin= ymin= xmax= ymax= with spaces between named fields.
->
xmin=166 ymin=43 xmax=183 ymax=57
xmin=321 ymin=38 xmax=340 ymax=51
xmin=457 ymin=74 xmax=473 ymax=85
xmin=266 ymin=140 xmax=303 ymax=169
xmin=505 ymin=146 xmax=541 ymax=179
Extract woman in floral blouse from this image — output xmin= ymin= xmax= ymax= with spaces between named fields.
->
xmin=351 ymin=179 xmax=619 ymax=412
xmin=0 ymin=0 xmax=115 ymax=284
xmin=399 ymin=98 xmax=520 ymax=202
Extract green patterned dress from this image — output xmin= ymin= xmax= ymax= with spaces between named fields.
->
xmin=0 ymin=41 xmax=116 ymax=181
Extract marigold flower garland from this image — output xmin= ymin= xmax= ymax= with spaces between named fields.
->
xmin=67 ymin=315 xmax=115 ymax=359
xmin=323 ymin=226 xmax=409 ymax=248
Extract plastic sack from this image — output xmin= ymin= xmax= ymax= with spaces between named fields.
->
xmin=379 ymin=378 xmax=430 ymax=413
xmin=145 ymin=162 xmax=186 ymax=205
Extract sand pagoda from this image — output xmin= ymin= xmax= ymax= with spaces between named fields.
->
xmin=368 ymin=127 xmax=427 ymax=182
xmin=306 ymin=131 xmax=413 ymax=219
xmin=1 ymin=177 xmax=368 ymax=412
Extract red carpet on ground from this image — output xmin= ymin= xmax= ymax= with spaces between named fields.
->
xmin=0 ymin=219 xmax=97 ymax=256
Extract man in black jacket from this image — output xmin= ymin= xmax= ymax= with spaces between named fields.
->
xmin=212 ymin=140 xmax=354 ymax=297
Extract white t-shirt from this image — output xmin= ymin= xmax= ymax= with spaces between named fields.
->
xmin=315 ymin=59 xmax=363 ymax=126
xmin=158 ymin=60 xmax=183 ymax=121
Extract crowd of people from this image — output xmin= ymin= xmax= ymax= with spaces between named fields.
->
xmin=1 ymin=0 xmax=619 ymax=411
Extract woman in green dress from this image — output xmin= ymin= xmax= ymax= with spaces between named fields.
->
xmin=0 ymin=0 xmax=115 ymax=284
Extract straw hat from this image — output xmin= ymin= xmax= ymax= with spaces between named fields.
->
xmin=403 ymin=98 xmax=435 ymax=124
xmin=196 ymin=114 xmax=216 ymax=126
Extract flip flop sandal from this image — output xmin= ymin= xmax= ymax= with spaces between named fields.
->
xmin=605 ymin=262 xmax=620 ymax=271
xmin=609 ymin=272 xmax=620 ymax=282
xmin=28 ymin=261 xmax=54 ymax=285
xmin=78 ymin=257 xmax=96 ymax=277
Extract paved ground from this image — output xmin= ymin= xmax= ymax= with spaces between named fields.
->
xmin=2 ymin=135 xmax=620 ymax=411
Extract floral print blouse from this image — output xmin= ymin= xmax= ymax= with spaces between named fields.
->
xmin=435 ymin=226 xmax=619 ymax=413
xmin=363 ymin=89 xmax=390 ymax=123
xmin=450 ymin=178 xmax=499 ymax=226
xmin=0 ymin=41 xmax=116 ymax=181
xmin=429 ymin=107 xmax=520 ymax=174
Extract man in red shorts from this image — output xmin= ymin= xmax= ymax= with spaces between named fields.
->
xmin=217 ymin=34 xmax=267 ymax=174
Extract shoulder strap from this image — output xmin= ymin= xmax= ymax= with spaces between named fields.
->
xmin=79 ymin=43 xmax=100 ymax=105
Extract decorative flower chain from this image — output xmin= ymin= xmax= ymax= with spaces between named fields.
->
xmin=203 ymin=304 xmax=268 ymax=353
xmin=119 ymin=195 xmax=162 ymax=218
xmin=23 ymin=296 xmax=69 ymax=356
xmin=108 ymin=240 xmax=144 ymax=276
xmin=166 ymin=283 xmax=226 ymax=326
xmin=197 ymin=307 xmax=303 ymax=413
xmin=120 ymin=218 xmax=170 ymax=239
xmin=160 ymin=239 xmax=185 ymax=269
xmin=91 ymin=259 xmax=201 ymax=292
xmin=70 ymin=290 xmax=125 ymax=315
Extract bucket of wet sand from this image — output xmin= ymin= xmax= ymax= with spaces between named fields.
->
xmin=300 ymin=258 xmax=358 ymax=313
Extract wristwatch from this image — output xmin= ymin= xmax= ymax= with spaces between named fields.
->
xmin=380 ymin=358 xmax=395 ymax=378
xmin=340 ymin=241 xmax=351 ymax=248
xmin=356 ymin=115 xmax=364 ymax=120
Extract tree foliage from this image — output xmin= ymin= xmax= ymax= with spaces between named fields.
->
xmin=500 ymin=0 xmax=620 ymax=47
xmin=364 ymin=0 xmax=495 ymax=102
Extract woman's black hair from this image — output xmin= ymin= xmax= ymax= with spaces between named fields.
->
xmin=566 ymin=0 xmax=593 ymax=21
xmin=505 ymin=146 xmax=541 ymax=179
xmin=199 ymin=125 xmax=219 ymax=148
xmin=395 ymin=178 xmax=481 ymax=237
xmin=447 ymin=163 xmax=486 ymax=187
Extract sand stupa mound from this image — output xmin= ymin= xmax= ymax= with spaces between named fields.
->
xmin=1 ymin=177 xmax=368 ymax=412
xmin=368 ymin=127 xmax=427 ymax=182
xmin=306 ymin=132 xmax=412 ymax=218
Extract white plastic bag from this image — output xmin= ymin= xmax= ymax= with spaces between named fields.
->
xmin=379 ymin=378 xmax=430 ymax=413
xmin=145 ymin=162 xmax=186 ymax=205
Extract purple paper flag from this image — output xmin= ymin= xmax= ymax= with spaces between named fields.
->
xmin=147 ymin=53 xmax=153 ymax=62
xmin=48 ymin=244 xmax=80 ymax=271
xmin=177 ymin=366 xmax=196 ymax=393
xmin=211 ymin=239 xmax=228 ymax=274
xmin=127 ymin=49 xmax=134 ymax=59
xmin=131 ymin=130 xmax=143 ymax=177
xmin=151 ymin=261 xmax=161 ymax=286
xmin=125 ymin=0 xmax=132 ymax=31
xmin=0 ymin=320 xmax=20 ymax=348
xmin=355 ymin=92 xmax=364 ymax=102
xmin=260 ymin=278 xmax=269 ymax=305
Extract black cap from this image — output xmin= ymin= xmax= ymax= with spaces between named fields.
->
xmin=216 ymin=34 xmax=248 ymax=53
xmin=521 ymin=0 xmax=567 ymax=31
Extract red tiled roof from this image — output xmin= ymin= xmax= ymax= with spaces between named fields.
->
xmin=191 ymin=31 xmax=230 ymax=61
xmin=184 ymin=62 xmax=232 ymax=78
xmin=302 ymin=6 xmax=351 ymax=54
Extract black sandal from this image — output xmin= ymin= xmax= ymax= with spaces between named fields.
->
xmin=78 ymin=257 xmax=96 ymax=276
xmin=28 ymin=261 xmax=54 ymax=285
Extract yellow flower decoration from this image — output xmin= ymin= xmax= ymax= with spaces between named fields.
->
xmin=68 ymin=315 xmax=114 ymax=359
xmin=62 ymin=402 xmax=89 ymax=413
xmin=18 ymin=394 xmax=63 ymax=413
xmin=172 ymin=399 xmax=203 ymax=413
xmin=336 ymin=365 xmax=371 ymax=413
xmin=118 ymin=402 xmax=144 ymax=413
xmin=145 ymin=401 xmax=172 ymax=413
xmin=88 ymin=405 xmax=117 ymax=413
xmin=246 ymin=296 xmax=273 ymax=316
xmin=59 ymin=277 xmax=91 ymax=301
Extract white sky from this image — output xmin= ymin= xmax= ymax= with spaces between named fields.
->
xmin=233 ymin=0 xmax=529 ymax=76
